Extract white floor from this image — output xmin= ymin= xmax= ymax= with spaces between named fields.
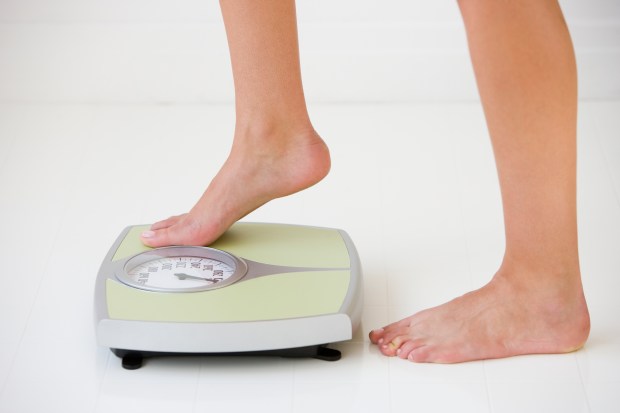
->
xmin=0 ymin=101 xmax=619 ymax=412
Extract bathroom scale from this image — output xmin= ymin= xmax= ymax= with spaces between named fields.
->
xmin=94 ymin=222 xmax=363 ymax=369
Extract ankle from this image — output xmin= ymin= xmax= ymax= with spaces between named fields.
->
xmin=494 ymin=260 xmax=581 ymax=295
xmin=492 ymin=262 xmax=589 ymax=324
xmin=501 ymin=247 xmax=581 ymax=281
xmin=233 ymin=110 xmax=315 ymax=145
xmin=491 ymin=265 xmax=590 ymax=349
xmin=232 ymin=118 xmax=329 ymax=169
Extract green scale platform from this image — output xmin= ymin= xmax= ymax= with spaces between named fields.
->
xmin=94 ymin=223 xmax=363 ymax=369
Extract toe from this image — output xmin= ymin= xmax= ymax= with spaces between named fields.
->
xmin=140 ymin=226 xmax=178 ymax=247
xmin=379 ymin=341 xmax=400 ymax=357
xmin=369 ymin=328 xmax=385 ymax=344
xmin=141 ymin=215 xmax=223 ymax=247
xmin=140 ymin=219 xmax=198 ymax=247
xmin=397 ymin=340 xmax=424 ymax=360
xmin=380 ymin=325 xmax=412 ymax=347
xmin=380 ymin=333 xmax=410 ymax=356
xmin=150 ymin=214 xmax=185 ymax=231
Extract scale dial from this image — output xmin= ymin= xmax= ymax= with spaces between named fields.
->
xmin=118 ymin=246 xmax=248 ymax=292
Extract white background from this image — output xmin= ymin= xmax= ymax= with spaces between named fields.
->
xmin=0 ymin=0 xmax=618 ymax=103
xmin=1 ymin=1 xmax=620 ymax=412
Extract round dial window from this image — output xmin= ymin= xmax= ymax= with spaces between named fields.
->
xmin=118 ymin=246 xmax=247 ymax=292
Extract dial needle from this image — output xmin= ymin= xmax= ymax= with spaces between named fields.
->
xmin=174 ymin=273 xmax=218 ymax=283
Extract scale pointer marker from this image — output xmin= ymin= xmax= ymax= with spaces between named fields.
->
xmin=174 ymin=273 xmax=219 ymax=283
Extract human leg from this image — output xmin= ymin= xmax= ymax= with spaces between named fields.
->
xmin=369 ymin=0 xmax=590 ymax=363
xmin=141 ymin=0 xmax=329 ymax=247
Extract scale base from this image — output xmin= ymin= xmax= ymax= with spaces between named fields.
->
xmin=112 ymin=345 xmax=342 ymax=370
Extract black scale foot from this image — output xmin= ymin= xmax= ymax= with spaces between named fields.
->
xmin=121 ymin=353 xmax=144 ymax=370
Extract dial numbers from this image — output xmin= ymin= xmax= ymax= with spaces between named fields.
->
xmin=127 ymin=257 xmax=234 ymax=290
xmin=118 ymin=246 xmax=248 ymax=293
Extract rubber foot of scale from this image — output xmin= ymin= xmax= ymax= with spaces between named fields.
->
xmin=121 ymin=353 xmax=144 ymax=370
xmin=313 ymin=346 xmax=341 ymax=362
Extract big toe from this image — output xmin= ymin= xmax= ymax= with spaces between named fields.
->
xmin=369 ymin=328 xmax=385 ymax=344
xmin=140 ymin=226 xmax=180 ymax=247
xmin=140 ymin=219 xmax=208 ymax=247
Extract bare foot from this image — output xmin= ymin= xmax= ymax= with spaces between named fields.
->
xmin=369 ymin=268 xmax=590 ymax=363
xmin=141 ymin=126 xmax=330 ymax=247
